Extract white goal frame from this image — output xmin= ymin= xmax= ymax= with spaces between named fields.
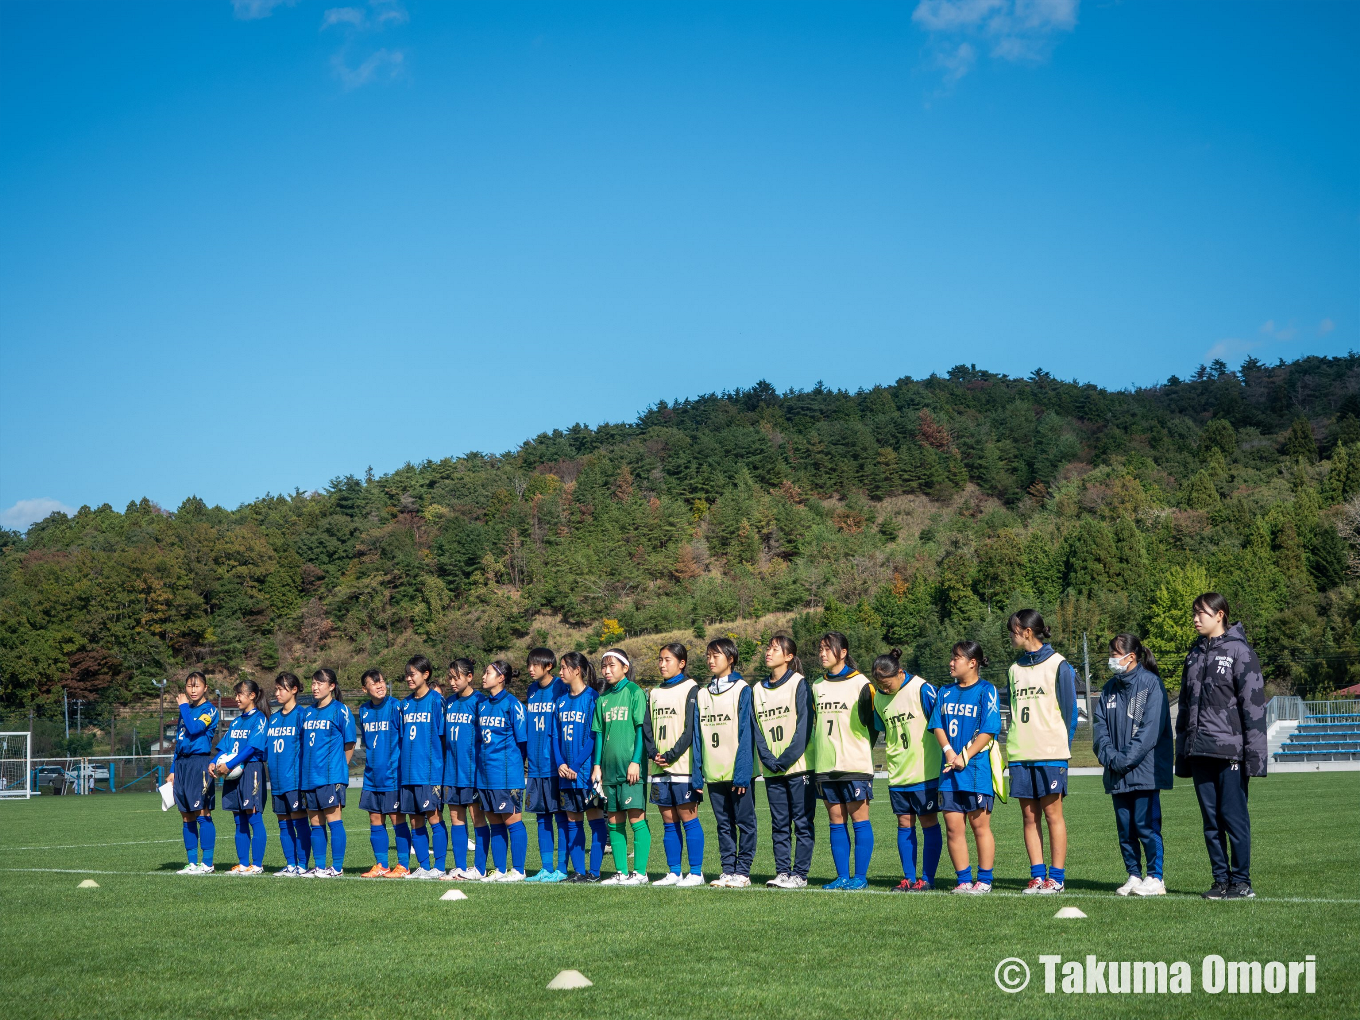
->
xmin=0 ymin=732 xmax=33 ymax=799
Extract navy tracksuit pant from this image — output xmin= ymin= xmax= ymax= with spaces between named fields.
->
xmin=708 ymin=782 xmax=757 ymax=876
xmin=1190 ymin=756 xmax=1251 ymax=884
xmin=1112 ymin=790 xmax=1163 ymax=880
xmin=764 ymin=774 xmax=816 ymax=879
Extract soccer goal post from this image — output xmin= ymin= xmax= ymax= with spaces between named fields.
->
xmin=0 ymin=732 xmax=33 ymax=799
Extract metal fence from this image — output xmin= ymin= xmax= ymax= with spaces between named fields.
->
xmin=30 ymin=754 xmax=171 ymax=795
xmin=1266 ymin=697 xmax=1360 ymax=726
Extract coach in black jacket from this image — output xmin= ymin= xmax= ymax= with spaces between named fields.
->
xmin=1176 ymin=593 xmax=1267 ymax=900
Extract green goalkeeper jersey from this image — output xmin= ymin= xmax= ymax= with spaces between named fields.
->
xmin=592 ymin=678 xmax=647 ymax=784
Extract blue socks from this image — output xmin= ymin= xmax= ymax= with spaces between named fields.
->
xmin=897 ymin=825 xmax=918 ymax=882
xmin=412 ymin=825 xmax=431 ymax=870
xmin=475 ymin=825 xmax=490 ymax=873
xmin=852 ymin=819 xmax=874 ymax=879
xmin=249 ymin=812 xmax=266 ymax=866
xmin=370 ymin=824 xmax=390 ymax=867
xmin=431 ymin=821 xmax=448 ymax=872
xmin=278 ymin=820 xmax=296 ymax=867
xmin=923 ymin=823 xmax=942 ymax=881
xmin=292 ymin=818 xmax=311 ymax=868
xmin=490 ymin=822 xmax=509 ymax=873
xmin=182 ymin=819 xmax=199 ymax=864
xmin=1031 ymin=862 xmax=1047 ymax=881
xmin=565 ymin=817 xmax=585 ymax=875
xmin=829 ymin=822 xmax=850 ymax=880
xmin=234 ymin=815 xmax=251 ymax=866
xmin=394 ymin=822 xmax=411 ymax=869
xmin=198 ymin=816 xmax=216 ymax=866
xmin=589 ymin=817 xmax=609 ymax=876
xmin=555 ymin=811 xmax=570 ymax=872
xmin=537 ymin=814 xmax=555 ymax=870
xmin=450 ymin=823 xmax=468 ymax=871
xmin=328 ymin=820 xmax=346 ymax=871
xmin=683 ymin=816 xmax=705 ymax=873
xmin=507 ymin=820 xmax=528 ymax=873
xmin=978 ymin=867 xmax=993 ymax=885
xmin=310 ymin=823 xmax=327 ymax=868
xmin=957 ymin=866 xmax=973 ymax=885
xmin=1050 ymin=867 xmax=1065 ymax=885
xmin=663 ymin=821 xmax=682 ymax=874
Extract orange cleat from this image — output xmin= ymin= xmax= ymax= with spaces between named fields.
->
xmin=361 ymin=864 xmax=391 ymax=879
xmin=385 ymin=864 xmax=411 ymax=878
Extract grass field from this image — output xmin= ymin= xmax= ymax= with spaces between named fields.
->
xmin=1 ymin=773 xmax=1357 ymax=1020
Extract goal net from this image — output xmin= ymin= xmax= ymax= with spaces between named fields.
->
xmin=0 ymin=733 xmax=33 ymax=799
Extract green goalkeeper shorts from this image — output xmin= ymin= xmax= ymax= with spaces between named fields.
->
xmin=603 ymin=781 xmax=646 ymax=813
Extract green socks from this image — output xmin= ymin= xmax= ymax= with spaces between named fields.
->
xmin=609 ymin=822 xmax=629 ymax=874
xmin=631 ymin=818 xmax=651 ymax=872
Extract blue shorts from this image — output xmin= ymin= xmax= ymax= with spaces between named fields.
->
xmin=557 ymin=787 xmax=600 ymax=814
xmin=817 ymin=778 xmax=874 ymax=804
xmin=172 ymin=755 xmax=215 ymax=813
xmin=525 ymin=776 xmax=559 ymax=814
xmin=221 ymin=761 xmax=265 ymax=813
xmin=359 ymin=788 xmax=400 ymax=815
xmin=399 ymin=784 xmax=442 ymax=815
xmin=939 ymin=789 xmax=994 ymax=814
xmin=442 ymin=785 xmax=479 ymax=807
xmin=650 ymin=780 xmax=703 ymax=806
xmin=304 ymin=784 xmax=347 ymax=811
xmin=1010 ymin=763 xmax=1068 ymax=800
xmin=272 ymin=790 xmax=302 ymax=815
xmin=889 ymin=784 xmax=940 ymax=817
xmin=478 ymin=788 xmax=524 ymax=815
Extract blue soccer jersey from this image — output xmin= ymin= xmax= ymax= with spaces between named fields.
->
xmin=300 ymin=699 xmax=357 ymax=789
xmin=174 ymin=700 xmax=219 ymax=757
xmin=215 ymin=708 xmax=268 ymax=771
xmin=552 ymin=687 xmax=598 ymax=790
xmin=475 ymin=688 xmax=528 ymax=789
xmin=266 ymin=706 xmax=304 ymax=793
xmin=928 ymin=679 xmax=1001 ymax=795
xmin=359 ymin=696 xmax=402 ymax=792
xmin=399 ymin=689 xmax=446 ymax=786
xmin=443 ymin=689 xmax=481 ymax=789
xmin=526 ymin=676 xmax=568 ymax=779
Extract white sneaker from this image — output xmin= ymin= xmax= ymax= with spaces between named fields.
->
xmin=784 ymin=875 xmax=808 ymax=889
xmin=405 ymin=867 xmax=433 ymax=880
xmin=441 ymin=868 xmax=466 ymax=881
xmin=767 ymin=872 xmax=790 ymax=888
xmin=1116 ymin=874 xmax=1144 ymax=896
xmin=481 ymin=870 xmax=506 ymax=883
xmin=727 ymin=874 xmax=751 ymax=888
xmin=710 ymin=873 xmax=733 ymax=887
xmin=460 ymin=867 xmax=484 ymax=881
xmin=653 ymin=872 xmax=681 ymax=886
xmin=627 ymin=871 xmax=649 ymax=886
xmin=194 ymin=863 xmax=215 ymax=875
xmin=273 ymin=866 xmax=293 ymax=877
xmin=177 ymin=863 xmax=201 ymax=875
xmin=244 ymin=865 xmax=265 ymax=876
xmin=298 ymin=867 xmax=318 ymax=878
xmin=499 ymin=869 xmax=526 ymax=882
xmin=600 ymin=872 xmax=629 ymax=885
xmin=677 ymin=872 xmax=705 ymax=887
xmin=969 ymin=881 xmax=992 ymax=894
xmin=428 ymin=869 xmax=446 ymax=880
xmin=314 ymin=867 xmax=338 ymax=879
xmin=1133 ymin=876 xmax=1166 ymax=896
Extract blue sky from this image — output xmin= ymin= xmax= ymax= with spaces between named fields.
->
xmin=1 ymin=0 xmax=1356 ymax=529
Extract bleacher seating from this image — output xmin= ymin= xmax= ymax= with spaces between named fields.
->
xmin=1273 ymin=713 xmax=1360 ymax=762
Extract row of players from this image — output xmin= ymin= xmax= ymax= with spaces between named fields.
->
xmin=169 ymin=608 xmax=1177 ymax=893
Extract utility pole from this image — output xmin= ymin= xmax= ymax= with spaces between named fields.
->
xmin=76 ymin=700 xmax=83 ymax=734
xmin=64 ymin=687 xmax=69 ymax=740
xmin=1082 ymin=632 xmax=1092 ymax=722
xmin=153 ymin=679 xmax=167 ymax=754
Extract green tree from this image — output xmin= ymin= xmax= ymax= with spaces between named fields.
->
xmin=1185 ymin=470 xmax=1220 ymax=511
xmin=1282 ymin=418 xmax=1318 ymax=462
xmin=1146 ymin=562 xmax=1212 ymax=686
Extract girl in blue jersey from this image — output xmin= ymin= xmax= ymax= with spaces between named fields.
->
xmin=211 ymin=678 xmax=269 ymax=875
xmin=358 ymin=669 xmax=407 ymax=878
xmin=476 ymin=659 xmax=530 ymax=881
xmin=173 ymin=671 xmax=219 ymax=875
xmin=929 ymin=641 xmax=1001 ymax=894
xmin=266 ymin=672 xmax=309 ymax=876
xmin=441 ymin=658 xmax=485 ymax=881
xmin=555 ymin=652 xmax=608 ymax=883
xmin=524 ymin=647 xmax=569 ymax=882
xmin=300 ymin=669 xmax=357 ymax=878
xmin=400 ymin=655 xmax=448 ymax=879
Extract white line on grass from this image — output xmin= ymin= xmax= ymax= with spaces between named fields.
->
xmin=0 ymin=839 xmax=182 ymax=851
xmin=3 ymin=868 xmax=1357 ymax=904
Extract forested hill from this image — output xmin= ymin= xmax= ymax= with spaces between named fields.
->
xmin=6 ymin=352 xmax=1360 ymax=715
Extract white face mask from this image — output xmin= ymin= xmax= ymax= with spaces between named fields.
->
xmin=1108 ymin=656 xmax=1131 ymax=674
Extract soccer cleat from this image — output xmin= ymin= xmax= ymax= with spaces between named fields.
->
xmin=677 ymin=872 xmax=705 ymax=887
xmin=601 ymin=872 xmax=629 ymax=886
xmin=244 ymin=865 xmax=265 ymax=875
xmin=566 ymin=873 xmax=589 ymax=883
xmin=727 ymin=874 xmax=751 ymax=888
xmin=1223 ymin=882 xmax=1256 ymax=900
xmin=1116 ymin=875 xmax=1144 ymax=896
xmin=627 ymin=872 xmax=649 ymax=886
xmin=784 ymin=875 xmax=808 ymax=889
xmin=404 ymin=867 xmax=433 ymax=880
xmin=580 ymin=873 xmax=602 ymax=883
xmin=361 ymin=864 xmax=391 ymax=879
xmin=385 ymin=864 xmax=411 ymax=878
xmin=298 ymin=868 xmax=319 ymax=878
xmin=951 ymin=881 xmax=974 ymax=894
xmin=481 ymin=870 xmax=506 ymax=883
xmin=654 ymin=872 xmax=681 ymax=887
xmin=526 ymin=869 xmax=552 ymax=883
xmin=909 ymin=878 xmax=933 ymax=892
xmin=428 ymin=869 xmax=446 ymax=880
xmin=194 ymin=864 xmax=215 ymax=875
xmin=1134 ymin=877 xmax=1166 ymax=896
xmin=499 ymin=869 xmax=526 ymax=882
xmin=822 ymin=876 xmax=850 ymax=890
xmin=177 ymin=863 xmax=201 ymax=875
xmin=440 ymin=868 xmax=465 ymax=881
xmin=891 ymin=879 xmax=912 ymax=893
xmin=767 ymin=872 xmax=790 ymax=888
xmin=313 ymin=867 xmax=337 ymax=879
xmin=545 ymin=870 xmax=568 ymax=883
xmin=1037 ymin=878 xmax=1063 ymax=895
xmin=458 ymin=867 xmax=484 ymax=881
xmin=1022 ymin=877 xmax=1045 ymax=895
xmin=1202 ymin=881 xmax=1229 ymax=900
xmin=969 ymin=881 xmax=993 ymax=894
xmin=844 ymin=876 xmax=869 ymax=891
xmin=710 ymin=873 xmax=734 ymax=887
xmin=228 ymin=864 xmax=249 ymax=875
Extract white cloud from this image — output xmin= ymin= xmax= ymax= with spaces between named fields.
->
xmin=331 ymin=47 xmax=405 ymax=89
xmin=322 ymin=7 xmax=366 ymax=29
xmin=231 ymin=0 xmax=297 ymax=20
xmin=1320 ymin=318 xmax=1335 ymax=335
xmin=372 ymin=0 xmax=409 ymax=26
xmin=1 ymin=498 xmax=76 ymax=532
xmin=1260 ymin=319 xmax=1298 ymax=341
xmin=913 ymin=0 xmax=1079 ymax=83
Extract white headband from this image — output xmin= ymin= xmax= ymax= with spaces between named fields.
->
xmin=601 ymin=650 xmax=630 ymax=668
